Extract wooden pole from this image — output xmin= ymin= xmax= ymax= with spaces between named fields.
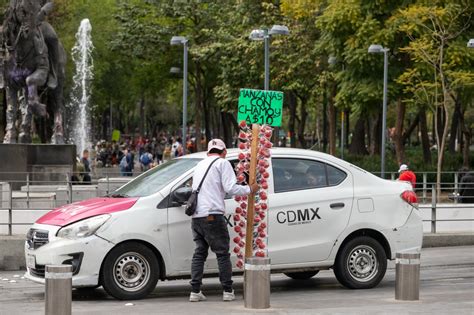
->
xmin=245 ymin=124 xmax=260 ymax=258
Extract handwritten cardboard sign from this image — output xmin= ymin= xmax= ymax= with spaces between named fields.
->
xmin=238 ymin=89 xmax=283 ymax=127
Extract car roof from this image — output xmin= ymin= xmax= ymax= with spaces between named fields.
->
xmin=179 ymin=147 xmax=360 ymax=171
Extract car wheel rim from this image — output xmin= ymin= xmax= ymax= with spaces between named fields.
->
xmin=113 ymin=252 xmax=150 ymax=292
xmin=346 ymin=245 xmax=378 ymax=283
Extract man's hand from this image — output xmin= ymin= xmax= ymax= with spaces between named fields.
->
xmin=250 ymin=183 xmax=259 ymax=194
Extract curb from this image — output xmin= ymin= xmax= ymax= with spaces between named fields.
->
xmin=422 ymin=232 xmax=474 ymax=248
xmin=1 ymin=233 xmax=473 ymax=271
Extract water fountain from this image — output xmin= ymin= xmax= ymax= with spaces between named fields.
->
xmin=69 ymin=19 xmax=94 ymax=155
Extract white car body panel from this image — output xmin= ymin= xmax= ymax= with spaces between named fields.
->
xmin=24 ymin=148 xmax=423 ymax=287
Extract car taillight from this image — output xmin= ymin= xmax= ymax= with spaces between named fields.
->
xmin=401 ymin=190 xmax=418 ymax=207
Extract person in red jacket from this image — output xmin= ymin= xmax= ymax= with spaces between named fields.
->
xmin=398 ymin=164 xmax=416 ymax=189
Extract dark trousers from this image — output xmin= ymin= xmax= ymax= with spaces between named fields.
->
xmin=190 ymin=215 xmax=233 ymax=293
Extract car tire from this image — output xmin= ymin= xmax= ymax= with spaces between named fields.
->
xmin=333 ymin=236 xmax=387 ymax=289
xmin=284 ymin=271 xmax=319 ymax=280
xmin=101 ymin=242 xmax=160 ymax=300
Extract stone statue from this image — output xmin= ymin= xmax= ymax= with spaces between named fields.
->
xmin=1 ymin=0 xmax=66 ymax=144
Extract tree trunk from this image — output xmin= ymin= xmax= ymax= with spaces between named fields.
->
xmin=288 ymin=92 xmax=297 ymax=148
xmin=419 ymin=108 xmax=431 ymax=164
xmin=393 ymin=98 xmax=406 ymax=164
xmin=344 ymin=109 xmax=350 ymax=148
xmin=139 ymin=95 xmax=145 ymax=136
xmin=297 ymin=99 xmax=308 ymax=148
xmin=431 ymin=112 xmax=436 ymax=145
xmin=194 ymin=76 xmax=203 ymax=152
xmin=448 ymin=96 xmax=461 ymax=153
xmin=328 ymin=84 xmax=337 ymax=155
xmin=459 ymin=107 xmax=471 ymax=168
xmin=436 ymin=45 xmax=450 ymax=201
xmin=348 ymin=116 xmax=368 ymax=155
xmin=322 ymin=92 xmax=328 ymax=152
xmin=369 ymin=112 xmax=381 ymax=156
xmin=221 ymin=111 xmax=232 ymax=148
xmin=402 ymin=114 xmax=419 ymax=145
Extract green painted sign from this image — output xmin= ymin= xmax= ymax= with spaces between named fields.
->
xmin=238 ymin=88 xmax=283 ymax=127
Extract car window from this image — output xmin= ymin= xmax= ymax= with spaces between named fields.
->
xmin=327 ymin=164 xmax=347 ymax=185
xmin=273 ymin=158 xmax=346 ymax=193
xmin=114 ymin=158 xmax=201 ymax=197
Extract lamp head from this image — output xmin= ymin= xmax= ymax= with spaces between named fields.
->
xmin=249 ymin=29 xmax=265 ymax=41
xmin=328 ymin=56 xmax=337 ymax=65
xmin=368 ymin=44 xmax=384 ymax=53
xmin=170 ymin=36 xmax=187 ymax=45
xmin=269 ymin=25 xmax=290 ymax=36
xmin=468 ymin=39 xmax=474 ymax=48
xmin=170 ymin=67 xmax=181 ymax=74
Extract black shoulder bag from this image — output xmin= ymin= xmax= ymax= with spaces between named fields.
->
xmin=185 ymin=158 xmax=219 ymax=216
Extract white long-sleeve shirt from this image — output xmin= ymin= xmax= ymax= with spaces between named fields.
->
xmin=192 ymin=156 xmax=250 ymax=218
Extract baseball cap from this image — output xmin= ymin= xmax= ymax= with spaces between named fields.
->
xmin=398 ymin=164 xmax=409 ymax=173
xmin=208 ymin=139 xmax=226 ymax=152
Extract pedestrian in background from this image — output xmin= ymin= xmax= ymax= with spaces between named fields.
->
xmin=81 ymin=149 xmax=91 ymax=184
xmin=140 ymin=149 xmax=153 ymax=172
xmin=398 ymin=164 xmax=416 ymax=189
xmin=459 ymin=169 xmax=474 ymax=203
xmin=120 ymin=147 xmax=133 ymax=176
xmin=189 ymin=139 xmax=259 ymax=302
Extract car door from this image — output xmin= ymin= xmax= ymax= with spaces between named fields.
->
xmin=268 ymin=157 xmax=353 ymax=265
xmin=165 ymin=177 xmax=207 ymax=274
xmin=166 ymin=160 xmax=241 ymax=274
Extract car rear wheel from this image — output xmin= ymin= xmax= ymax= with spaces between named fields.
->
xmin=333 ymin=236 xmax=387 ymax=289
xmin=101 ymin=242 xmax=159 ymax=300
xmin=284 ymin=271 xmax=319 ymax=280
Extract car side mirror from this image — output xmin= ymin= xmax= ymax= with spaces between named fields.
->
xmin=170 ymin=187 xmax=192 ymax=207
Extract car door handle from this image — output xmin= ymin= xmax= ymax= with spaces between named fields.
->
xmin=330 ymin=202 xmax=345 ymax=209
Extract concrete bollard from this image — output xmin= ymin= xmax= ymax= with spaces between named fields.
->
xmin=395 ymin=252 xmax=420 ymax=301
xmin=45 ymin=265 xmax=72 ymax=315
xmin=244 ymin=257 xmax=271 ymax=309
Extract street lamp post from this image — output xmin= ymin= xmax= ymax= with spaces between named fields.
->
xmin=170 ymin=36 xmax=188 ymax=146
xmin=249 ymin=25 xmax=289 ymax=144
xmin=249 ymin=25 xmax=289 ymax=91
xmin=368 ymin=44 xmax=389 ymax=178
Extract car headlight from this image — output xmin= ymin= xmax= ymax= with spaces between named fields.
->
xmin=57 ymin=215 xmax=111 ymax=239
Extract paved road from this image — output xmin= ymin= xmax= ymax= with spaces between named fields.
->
xmin=1 ymin=246 xmax=473 ymax=314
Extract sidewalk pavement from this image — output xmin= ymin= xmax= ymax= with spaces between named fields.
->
xmin=0 ymin=246 xmax=473 ymax=314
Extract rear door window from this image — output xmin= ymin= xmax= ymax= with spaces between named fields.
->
xmin=273 ymin=158 xmax=346 ymax=193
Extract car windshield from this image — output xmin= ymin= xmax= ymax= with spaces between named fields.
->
xmin=113 ymin=158 xmax=201 ymax=197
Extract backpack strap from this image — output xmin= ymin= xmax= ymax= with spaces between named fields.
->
xmin=196 ymin=158 xmax=219 ymax=193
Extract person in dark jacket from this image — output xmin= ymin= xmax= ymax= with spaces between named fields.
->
xmin=81 ymin=149 xmax=91 ymax=184
xmin=459 ymin=170 xmax=474 ymax=203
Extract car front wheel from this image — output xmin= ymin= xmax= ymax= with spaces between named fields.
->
xmin=101 ymin=242 xmax=160 ymax=300
xmin=333 ymin=236 xmax=387 ymax=289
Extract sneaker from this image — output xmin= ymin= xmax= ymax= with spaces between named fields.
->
xmin=189 ymin=291 xmax=206 ymax=302
xmin=223 ymin=290 xmax=235 ymax=301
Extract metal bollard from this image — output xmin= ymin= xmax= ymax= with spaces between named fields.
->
xmin=244 ymin=257 xmax=271 ymax=309
xmin=395 ymin=252 xmax=420 ymax=301
xmin=45 ymin=265 xmax=73 ymax=315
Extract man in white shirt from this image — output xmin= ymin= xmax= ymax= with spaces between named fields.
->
xmin=189 ymin=139 xmax=258 ymax=302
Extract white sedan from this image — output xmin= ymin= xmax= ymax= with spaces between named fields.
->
xmin=25 ymin=148 xmax=422 ymax=300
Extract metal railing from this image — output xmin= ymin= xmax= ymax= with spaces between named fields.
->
xmin=0 ymin=170 xmax=473 ymax=235
xmin=0 ymin=170 xmax=138 ymax=235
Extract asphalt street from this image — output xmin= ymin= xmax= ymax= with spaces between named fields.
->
xmin=0 ymin=246 xmax=473 ymax=314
